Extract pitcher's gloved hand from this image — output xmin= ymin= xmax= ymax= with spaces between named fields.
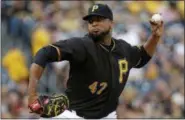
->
xmin=28 ymin=94 xmax=69 ymax=118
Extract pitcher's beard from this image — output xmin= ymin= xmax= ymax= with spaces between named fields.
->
xmin=89 ymin=29 xmax=111 ymax=42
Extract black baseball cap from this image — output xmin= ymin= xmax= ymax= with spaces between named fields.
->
xmin=83 ymin=4 xmax=113 ymax=21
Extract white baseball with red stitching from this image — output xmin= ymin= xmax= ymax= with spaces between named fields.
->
xmin=151 ymin=14 xmax=162 ymax=23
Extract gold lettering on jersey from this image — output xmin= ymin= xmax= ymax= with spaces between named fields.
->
xmin=89 ymin=81 xmax=107 ymax=95
xmin=92 ymin=5 xmax=99 ymax=12
xmin=118 ymin=59 xmax=128 ymax=83
xmin=89 ymin=81 xmax=98 ymax=94
xmin=97 ymin=82 xmax=107 ymax=95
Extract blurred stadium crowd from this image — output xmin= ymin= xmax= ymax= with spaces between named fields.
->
xmin=1 ymin=1 xmax=184 ymax=119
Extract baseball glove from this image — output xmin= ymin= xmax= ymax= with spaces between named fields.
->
xmin=28 ymin=94 xmax=69 ymax=118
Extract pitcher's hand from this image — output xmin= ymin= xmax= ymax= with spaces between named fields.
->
xmin=149 ymin=15 xmax=164 ymax=37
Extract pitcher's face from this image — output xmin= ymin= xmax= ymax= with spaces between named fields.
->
xmin=87 ymin=16 xmax=113 ymax=41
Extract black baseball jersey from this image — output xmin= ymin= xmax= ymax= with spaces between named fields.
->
xmin=34 ymin=34 xmax=151 ymax=118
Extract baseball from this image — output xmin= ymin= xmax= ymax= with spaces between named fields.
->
xmin=151 ymin=14 xmax=162 ymax=23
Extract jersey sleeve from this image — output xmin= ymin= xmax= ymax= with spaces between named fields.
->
xmin=129 ymin=45 xmax=151 ymax=68
xmin=52 ymin=38 xmax=86 ymax=63
xmin=119 ymin=39 xmax=151 ymax=68
xmin=33 ymin=38 xmax=86 ymax=68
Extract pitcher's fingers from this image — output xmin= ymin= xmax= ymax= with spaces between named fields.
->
xmin=150 ymin=19 xmax=158 ymax=25
xmin=153 ymin=25 xmax=161 ymax=33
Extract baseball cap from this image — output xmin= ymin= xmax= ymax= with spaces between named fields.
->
xmin=83 ymin=4 xmax=113 ymax=21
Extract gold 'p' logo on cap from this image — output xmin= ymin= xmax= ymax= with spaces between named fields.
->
xmin=92 ymin=5 xmax=99 ymax=12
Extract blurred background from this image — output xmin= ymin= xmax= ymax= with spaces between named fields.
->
xmin=1 ymin=0 xmax=184 ymax=119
